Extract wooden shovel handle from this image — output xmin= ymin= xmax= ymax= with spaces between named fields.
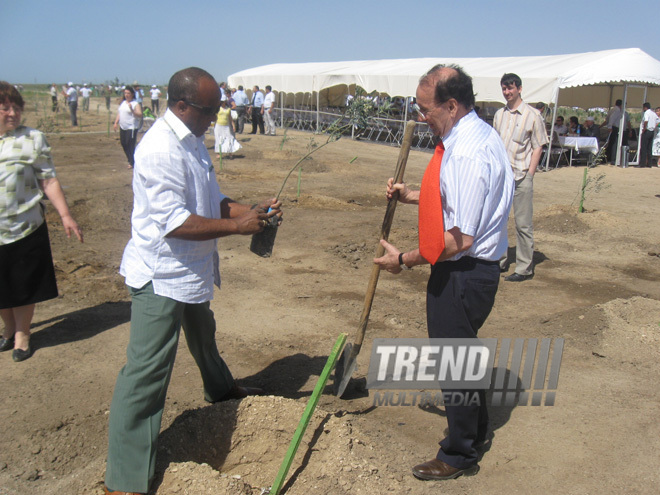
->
xmin=350 ymin=120 xmax=417 ymax=353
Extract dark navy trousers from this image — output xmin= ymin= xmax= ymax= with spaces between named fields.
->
xmin=426 ymin=256 xmax=499 ymax=468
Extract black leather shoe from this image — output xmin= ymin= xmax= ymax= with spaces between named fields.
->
xmin=12 ymin=344 xmax=32 ymax=362
xmin=0 ymin=337 xmax=14 ymax=352
xmin=504 ymin=272 xmax=533 ymax=282
xmin=412 ymin=458 xmax=479 ymax=480
xmin=219 ymin=384 xmax=264 ymax=401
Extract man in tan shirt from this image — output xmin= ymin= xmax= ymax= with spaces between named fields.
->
xmin=493 ymin=73 xmax=548 ymax=282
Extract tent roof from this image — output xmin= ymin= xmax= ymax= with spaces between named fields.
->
xmin=228 ymin=48 xmax=660 ymax=108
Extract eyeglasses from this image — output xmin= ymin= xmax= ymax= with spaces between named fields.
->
xmin=413 ymin=103 xmax=436 ymax=120
xmin=181 ymin=100 xmax=220 ymax=116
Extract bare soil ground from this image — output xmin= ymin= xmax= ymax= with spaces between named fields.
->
xmin=1 ymin=97 xmax=659 ymax=494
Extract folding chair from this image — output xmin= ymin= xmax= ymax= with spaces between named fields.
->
xmin=549 ymin=132 xmax=569 ymax=168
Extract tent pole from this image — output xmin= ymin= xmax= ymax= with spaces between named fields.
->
xmin=545 ymin=90 xmax=560 ymax=171
xmin=626 ymin=84 xmax=648 ymax=166
xmin=615 ymin=85 xmax=628 ymax=167
xmin=316 ymin=91 xmax=320 ymax=132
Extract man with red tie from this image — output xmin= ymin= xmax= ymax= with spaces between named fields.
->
xmin=375 ymin=64 xmax=514 ymax=482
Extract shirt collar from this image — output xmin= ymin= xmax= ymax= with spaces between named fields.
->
xmin=163 ymin=109 xmax=194 ymax=142
xmin=504 ymin=100 xmax=528 ymax=115
xmin=442 ymin=109 xmax=479 ymax=149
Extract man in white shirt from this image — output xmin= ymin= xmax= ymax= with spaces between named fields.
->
xmin=375 ymin=65 xmax=513 ymax=483
xmin=149 ymin=84 xmax=161 ymax=114
xmin=639 ymin=102 xmax=658 ymax=167
xmin=80 ymin=83 xmax=92 ymax=112
xmin=104 ymin=67 xmax=282 ymax=495
xmin=262 ymin=85 xmax=277 ymax=136
xmin=63 ymin=82 xmax=78 ymax=126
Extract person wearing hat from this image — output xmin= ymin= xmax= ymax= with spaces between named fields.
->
xmin=581 ymin=115 xmax=600 ymax=139
xmin=80 ymin=83 xmax=92 ymax=112
xmin=149 ymin=84 xmax=161 ymax=115
xmin=62 ymin=82 xmax=78 ymax=126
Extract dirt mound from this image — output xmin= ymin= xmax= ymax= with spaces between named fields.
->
xmin=535 ymin=204 xmax=590 ymax=235
xmin=152 ymin=396 xmax=392 ymax=495
xmin=595 ymin=296 xmax=660 ymax=361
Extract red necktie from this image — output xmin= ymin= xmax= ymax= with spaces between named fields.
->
xmin=418 ymin=142 xmax=445 ymax=265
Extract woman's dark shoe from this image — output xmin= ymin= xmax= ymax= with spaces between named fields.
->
xmin=0 ymin=337 xmax=15 ymax=352
xmin=12 ymin=345 xmax=32 ymax=362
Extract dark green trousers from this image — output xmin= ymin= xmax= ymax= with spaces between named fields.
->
xmin=105 ymin=282 xmax=234 ymax=493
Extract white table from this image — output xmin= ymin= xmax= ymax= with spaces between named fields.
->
xmin=557 ymin=136 xmax=600 ymax=166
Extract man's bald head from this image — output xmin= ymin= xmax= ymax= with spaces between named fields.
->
xmin=167 ymin=67 xmax=216 ymax=109
xmin=419 ymin=64 xmax=475 ymax=110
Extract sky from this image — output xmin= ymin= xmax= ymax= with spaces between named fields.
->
xmin=2 ymin=0 xmax=659 ymax=86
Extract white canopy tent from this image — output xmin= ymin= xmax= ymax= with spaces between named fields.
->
xmin=228 ymin=48 xmax=660 ymax=164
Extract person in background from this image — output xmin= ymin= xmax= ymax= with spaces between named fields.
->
xmin=554 ymin=115 xmax=568 ymax=136
xmin=149 ymin=85 xmax=161 ymax=115
xmin=581 ymin=116 xmax=599 ymax=138
xmin=262 ymin=85 xmax=276 ymax=136
xmin=113 ymin=86 xmax=143 ymax=169
xmin=249 ymin=85 xmax=265 ymax=134
xmin=493 ymin=73 xmax=547 ymax=282
xmin=103 ymin=67 xmax=280 ymax=495
xmin=232 ymin=85 xmax=249 ymax=134
xmin=535 ymin=101 xmax=548 ymax=124
xmin=652 ymin=107 xmax=660 ymax=166
xmin=133 ymin=84 xmax=144 ymax=105
xmin=0 ymin=81 xmax=83 ymax=362
xmin=214 ymin=94 xmax=242 ymax=159
xmin=63 ymin=82 xmax=78 ymax=126
xmin=639 ymin=102 xmax=658 ymax=167
xmin=605 ymin=99 xmax=630 ymax=163
xmin=49 ymin=83 xmax=58 ymax=112
xmin=567 ymin=116 xmax=582 ymax=136
xmin=80 ymin=83 xmax=92 ymax=112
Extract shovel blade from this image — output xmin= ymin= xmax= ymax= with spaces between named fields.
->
xmin=333 ymin=343 xmax=358 ymax=397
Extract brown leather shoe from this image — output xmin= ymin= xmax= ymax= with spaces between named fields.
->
xmin=412 ymin=458 xmax=479 ymax=480
xmin=221 ymin=384 xmax=264 ymax=401
xmin=103 ymin=485 xmax=144 ymax=495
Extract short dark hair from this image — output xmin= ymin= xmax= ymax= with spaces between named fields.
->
xmin=266 ymin=85 xmax=272 ymax=91
xmin=238 ymin=85 xmax=243 ymax=91
xmin=167 ymin=67 xmax=216 ymax=108
xmin=569 ymin=116 xmax=579 ymax=125
xmin=420 ymin=64 xmax=475 ymax=109
xmin=500 ymin=73 xmax=522 ymax=88
xmin=535 ymin=102 xmax=545 ymax=110
xmin=0 ymin=81 xmax=24 ymax=109
xmin=643 ymin=102 xmax=651 ymax=110
xmin=615 ymin=99 xmax=622 ymax=106
xmin=556 ymin=116 xmax=564 ymax=122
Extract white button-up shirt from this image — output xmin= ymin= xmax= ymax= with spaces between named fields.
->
xmin=120 ymin=110 xmax=226 ymax=304
xmin=440 ymin=111 xmax=514 ymax=262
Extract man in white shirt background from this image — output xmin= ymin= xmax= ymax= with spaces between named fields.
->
xmin=639 ymin=102 xmax=658 ymax=167
xmin=149 ymin=84 xmax=161 ymax=115
xmin=80 ymin=83 xmax=92 ymax=112
xmin=63 ymin=82 xmax=78 ymax=126
xmin=262 ymin=85 xmax=277 ymax=136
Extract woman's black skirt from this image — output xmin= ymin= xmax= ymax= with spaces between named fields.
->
xmin=0 ymin=221 xmax=58 ymax=309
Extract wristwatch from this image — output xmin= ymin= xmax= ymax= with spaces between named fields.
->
xmin=398 ymin=252 xmax=411 ymax=271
